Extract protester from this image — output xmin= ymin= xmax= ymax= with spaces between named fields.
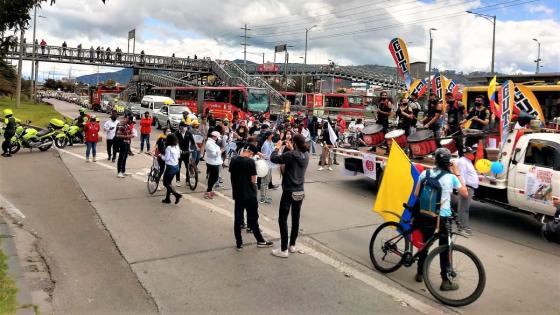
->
xmin=423 ymin=93 xmax=443 ymax=146
xmin=308 ymin=116 xmax=318 ymax=155
xmin=445 ymin=92 xmax=466 ymax=156
xmin=154 ymin=127 xmax=172 ymax=186
xmin=116 ymin=114 xmax=133 ymax=178
xmin=2 ymin=109 xmax=16 ymax=157
xmin=61 ymin=41 xmax=67 ymax=56
xmin=413 ymin=148 xmax=468 ymax=290
xmin=396 ymin=98 xmax=415 ymax=136
xmin=103 ymin=113 xmax=118 ymax=162
xmin=455 ymin=146 xmax=479 ymax=235
xmin=462 ymin=95 xmax=490 ymax=147
xmin=84 ymin=115 xmax=100 ymax=162
xmin=408 ymin=93 xmax=421 ymax=133
xmin=376 ymin=91 xmax=393 ymax=133
xmin=270 ymin=134 xmax=310 ymax=258
xmin=161 ymin=133 xmax=183 ymax=204
xmin=175 ymin=122 xmax=195 ymax=187
xmin=229 ymin=144 xmax=274 ymax=250
xmin=139 ymin=111 xmax=153 ymax=154
xmin=204 ymin=131 xmax=223 ymax=199
xmin=260 ymin=131 xmax=275 ymax=204
xmin=318 ymin=121 xmax=333 ymax=171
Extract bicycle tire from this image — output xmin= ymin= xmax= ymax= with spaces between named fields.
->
xmin=369 ymin=221 xmax=409 ymax=273
xmin=187 ymin=163 xmax=198 ymax=191
xmin=423 ymin=244 xmax=486 ymax=307
xmin=147 ymin=168 xmax=159 ymax=194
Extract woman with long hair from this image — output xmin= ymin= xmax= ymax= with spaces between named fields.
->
xmin=161 ymin=133 xmax=182 ymax=204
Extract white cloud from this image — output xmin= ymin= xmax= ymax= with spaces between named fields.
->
xmin=23 ymin=0 xmax=560 ymax=80
xmin=527 ymin=4 xmax=555 ymax=15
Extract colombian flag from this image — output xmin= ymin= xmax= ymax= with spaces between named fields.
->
xmin=373 ymin=142 xmax=420 ymax=230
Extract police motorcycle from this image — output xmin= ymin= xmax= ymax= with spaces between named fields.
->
xmin=53 ymin=117 xmax=86 ymax=148
xmin=10 ymin=118 xmax=64 ymax=153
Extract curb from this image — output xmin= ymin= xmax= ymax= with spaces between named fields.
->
xmin=0 ymin=216 xmax=36 ymax=315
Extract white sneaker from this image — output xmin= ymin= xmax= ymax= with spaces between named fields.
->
xmin=317 ymin=167 xmax=324 ymax=171
xmin=117 ymin=173 xmax=125 ymax=178
xmin=328 ymin=167 xmax=334 ymax=171
xmin=288 ymin=245 xmax=297 ymax=253
xmin=85 ymin=158 xmax=90 ymax=163
xmin=271 ymin=248 xmax=289 ymax=258
xmin=175 ymin=181 xmax=181 ymax=187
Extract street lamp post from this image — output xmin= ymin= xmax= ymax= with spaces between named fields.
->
xmin=426 ymin=28 xmax=436 ymax=108
xmin=302 ymin=25 xmax=317 ymax=97
xmin=533 ymin=38 xmax=542 ymax=74
xmin=466 ymin=11 xmax=496 ymax=74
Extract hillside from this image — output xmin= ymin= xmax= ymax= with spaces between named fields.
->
xmin=76 ymin=68 xmax=133 ymax=85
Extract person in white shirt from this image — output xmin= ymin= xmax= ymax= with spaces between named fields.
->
xmin=161 ymin=133 xmax=182 ymax=204
xmin=103 ymin=114 xmax=119 ymax=162
xmin=455 ymin=146 xmax=479 ymax=235
xmin=204 ymin=131 xmax=223 ymax=199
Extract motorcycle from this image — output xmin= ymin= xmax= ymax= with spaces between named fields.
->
xmin=53 ymin=118 xmax=84 ymax=148
xmin=10 ymin=120 xmax=60 ymax=153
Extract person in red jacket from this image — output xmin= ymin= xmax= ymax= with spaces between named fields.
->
xmin=139 ymin=111 xmax=153 ymax=154
xmin=84 ymin=115 xmax=100 ymax=162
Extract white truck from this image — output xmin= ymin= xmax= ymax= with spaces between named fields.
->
xmin=336 ymin=128 xmax=560 ymax=221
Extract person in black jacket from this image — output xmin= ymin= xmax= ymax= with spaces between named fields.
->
xmin=270 ymin=134 xmax=310 ymax=258
xmin=174 ymin=122 xmax=195 ymax=186
xmin=308 ymin=116 xmax=318 ymax=155
xmin=2 ymin=109 xmax=17 ymax=157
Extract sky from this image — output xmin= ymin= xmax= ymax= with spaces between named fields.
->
xmin=11 ymin=0 xmax=560 ymax=81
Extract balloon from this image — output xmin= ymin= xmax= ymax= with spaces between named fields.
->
xmin=255 ymin=159 xmax=269 ymax=178
xmin=475 ymin=159 xmax=492 ymax=174
xmin=415 ymin=163 xmax=425 ymax=174
xmin=491 ymin=161 xmax=505 ymax=174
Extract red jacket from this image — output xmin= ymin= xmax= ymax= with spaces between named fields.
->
xmin=140 ymin=117 xmax=152 ymax=135
xmin=84 ymin=121 xmax=100 ymax=142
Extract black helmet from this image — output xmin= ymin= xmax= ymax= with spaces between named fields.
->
xmin=179 ymin=121 xmax=187 ymax=127
xmin=434 ymin=148 xmax=452 ymax=168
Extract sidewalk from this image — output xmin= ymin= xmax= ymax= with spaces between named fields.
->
xmin=56 ymin=143 xmax=443 ymax=314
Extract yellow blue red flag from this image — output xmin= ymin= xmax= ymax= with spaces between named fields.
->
xmin=373 ymin=142 xmax=420 ymax=230
xmin=388 ymin=38 xmax=412 ymax=90
xmin=487 ymin=76 xmax=499 ymax=117
xmin=514 ymin=84 xmax=546 ymax=123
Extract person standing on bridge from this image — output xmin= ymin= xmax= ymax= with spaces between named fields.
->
xmin=40 ymin=39 xmax=46 ymax=54
xmin=95 ymin=46 xmax=101 ymax=61
xmin=61 ymin=41 xmax=67 ymax=56
xmin=77 ymin=44 xmax=82 ymax=59
xmin=271 ymin=134 xmax=309 ymax=258
xmin=116 ymin=47 xmax=122 ymax=62
xmin=116 ymin=114 xmax=133 ymax=178
xmin=106 ymin=47 xmax=112 ymax=62
xmin=89 ymin=46 xmax=94 ymax=62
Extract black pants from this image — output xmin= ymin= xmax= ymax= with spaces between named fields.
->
xmin=2 ymin=132 xmax=14 ymax=154
xmin=175 ymin=152 xmax=189 ymax=182
xmin=431 ymin=126 xmax=441 ymax=148
xmin=278 ymin=191 xmax=304 ymax=251
xmin=106 ymin=139 xmax=116 ymax=160
xmin=415 ymin=213 xmax=450 ymax=279
xmin=156 ymin=157 xmax=166 ymax=183
xmin=448 ymin=126 xmax=464 ymax=156
xmin=163 ymin=165 xmax=181 ymax=200
xmin=117 ymin=142 xmax=130 ymax=174
xmin=206 ymin=164 xmax=220 ymax=192
xmin=234 ymin=197 xmax=265 ymax=247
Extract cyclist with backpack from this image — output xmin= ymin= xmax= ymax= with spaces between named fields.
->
xmin=413 ymin=148 xmax=468 ymax=291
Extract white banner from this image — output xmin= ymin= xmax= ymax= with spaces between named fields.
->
xmin=362 ymin=154 xmax=377 ymax=180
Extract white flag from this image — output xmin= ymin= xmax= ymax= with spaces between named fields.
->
xmin=327 ymin=121 xmax=338 ymax=146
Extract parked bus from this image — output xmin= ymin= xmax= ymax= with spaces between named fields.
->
xmin=323 ymin=93 xmax=366 ymax=118
xmin=462 ymin=83 xmax=560 ymax=127
xmin=151 ymin=86 xmax=270 ymax=120
xmin=279 ymin=92 xmax=325 ymax=116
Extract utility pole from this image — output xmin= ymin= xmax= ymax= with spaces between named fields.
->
xmin=427 ymin=28 xmax=436 ymax=109
xmin=533 ymin=38 xmax=542 ymax=74
xmin=31 ymin=5 xmax=37 ymax=102
xmin=16 ymin=29 xmax=24 ymax=109
xmin=466 ymin=11 xmax=496 ymax=74
xmin=240 ymin=24 xmax=251 ymax=70
xmin=302 ymin=25 xmax=317 ymax=95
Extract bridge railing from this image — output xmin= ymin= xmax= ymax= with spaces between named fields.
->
xmin=224 ymin=62 xmax=286 ymax=106
xmin=6 ymin=43 xmax=213 ymax=72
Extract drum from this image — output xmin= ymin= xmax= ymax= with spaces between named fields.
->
xmin=407 ymin=130 xmax=437 ymax=157
xmin=385 ymin=129 xmax=407 ymax=150
xmin=361 ymin=124 xmax=384 ymax=146
xmin=440 ymin=138 xmax=457 ymax=154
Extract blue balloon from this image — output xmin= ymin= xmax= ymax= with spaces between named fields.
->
xmin=491 ymin=161 xmax=504 ymax=174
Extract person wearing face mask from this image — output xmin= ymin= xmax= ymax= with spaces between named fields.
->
xmin=461 ymin=95 xmax=489 ymax=147
xmin=422 ymin=93 xmax=443 ymax=146
xmin=376 ymin=91 xmax=393 ymax=133
xmin=139 ymin=111 xmax=153 ymax=154
xmin=174 ymin=122 xmax=196 ymax=187
xmin=103 ymin=113 xmax=119 ymax=162
xmin=445 ymin=92 xmax=466 ymax=156
xmin=396 ymin=98 xmax=415 ymax=136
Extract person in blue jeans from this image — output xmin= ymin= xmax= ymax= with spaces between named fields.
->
xmin=161 ymin=133 xmax=182 ymax=204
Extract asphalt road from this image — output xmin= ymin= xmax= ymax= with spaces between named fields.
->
xmin=4 ymin=99 xmax=559 ymax=314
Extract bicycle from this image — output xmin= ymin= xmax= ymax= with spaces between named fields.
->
xmin=147 ymin=156 xmax=161 ymax=194
xmin=369 ymin=204 xmax=485 ymax=307
xmin=185 ymin=150 xmax=199 ymax=191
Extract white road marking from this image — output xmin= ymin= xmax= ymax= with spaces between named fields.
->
xmin=0 ymin=193 xmax=26 ymax=220
xmin=57 ymin=147 xmax=448 ymax=315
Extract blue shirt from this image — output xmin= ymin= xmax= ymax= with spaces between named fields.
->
xmin=418 ymin=169 xmax=462 ymax=217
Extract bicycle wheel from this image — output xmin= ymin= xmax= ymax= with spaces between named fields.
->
xmin=147 ymin=168 xmax=159 ymax=194
xmin=187 ymin=163 xmax=198 ymax=191
xmin=369 ymin=221 xmax=409 ymax=273
xmin=423 ymin=244 xmax=486 ymax=307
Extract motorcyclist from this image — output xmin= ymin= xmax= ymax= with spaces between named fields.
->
xmin=73 ymin=108 xmax=88 ymax=144
xmin=2 ymin=109 xmax=17 ymax=157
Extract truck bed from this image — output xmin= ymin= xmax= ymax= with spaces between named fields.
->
xmin=332 ymin=146 xmax=437 ymax=169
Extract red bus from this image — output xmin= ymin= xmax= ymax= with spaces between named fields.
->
xmin=257 ymin=63 xmax=279 ymax=73
xmin=280 ymin=92 xmax=325 ymax=115
xmin=151 ymin=86 xmax=270 ymax=120
xmin=89 ymin=85 xmax=125 ymax=112
xmin=323 ymin=93 xmax=365 ymax=117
